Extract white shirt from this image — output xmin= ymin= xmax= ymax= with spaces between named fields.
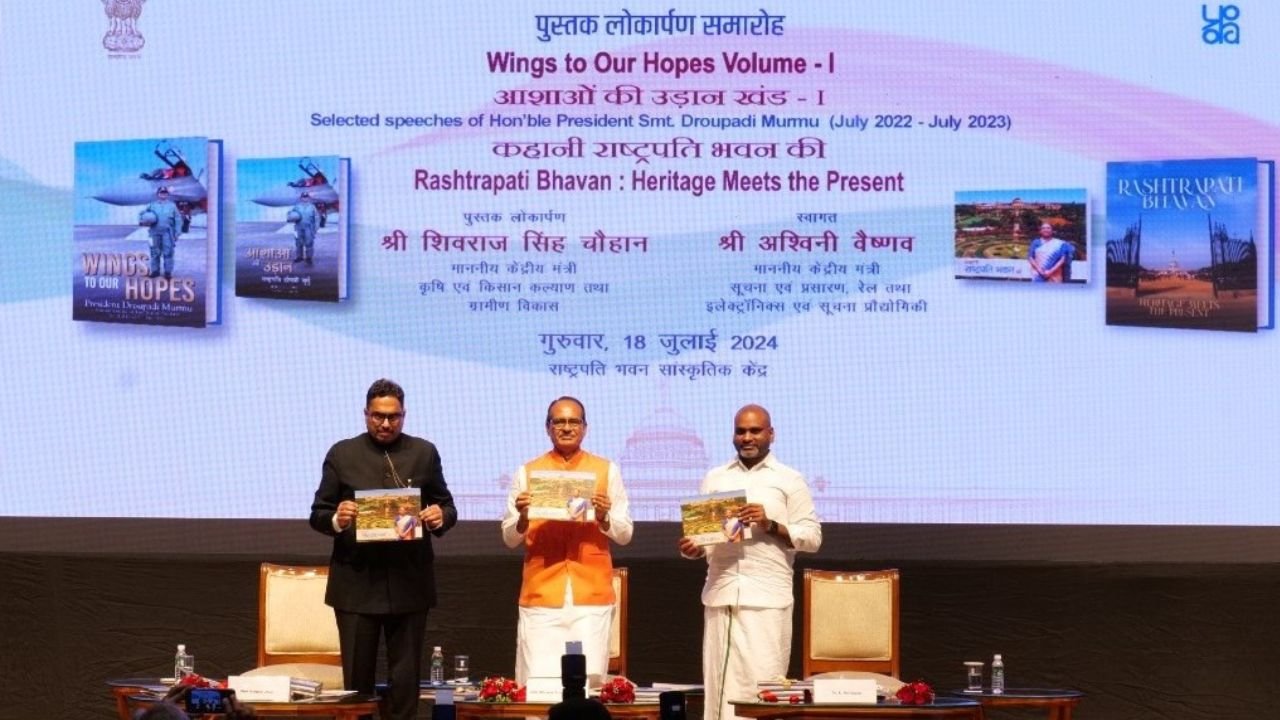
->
xmin=698 ymin=453 xmax=822 ymax=608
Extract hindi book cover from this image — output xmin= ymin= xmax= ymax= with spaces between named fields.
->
xmin=73 ymin=137 xmax=223 ymax=327
xmin=954 ymin=188 xmax=1090 ymax=283
xmin=527 ymin=469 xmax=597 ymax=522
xmin=354 ymin=488 xmax=422 ymax=542
xmin=235 ymin=155 xmax=350 ymax=301
xmin=681 ymin=490 xmax=752 ymax=546
xmin=1106 ymin=158 xmax=1266 ymax=332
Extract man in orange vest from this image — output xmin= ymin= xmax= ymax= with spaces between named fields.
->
xmin=502 ymin=396 xmax=633 ymax=685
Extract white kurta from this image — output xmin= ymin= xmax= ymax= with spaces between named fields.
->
xmin=694 ymin=453 xmax=822 ymax=720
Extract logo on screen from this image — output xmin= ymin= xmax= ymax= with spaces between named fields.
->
xmin=1201 ymin=4 xmax=1241 ymax=44
xmin=101 ymin=0 xmax=147 ymax=54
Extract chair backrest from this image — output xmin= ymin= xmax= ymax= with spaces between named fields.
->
xmin=802 ymin=569 xmax=900 ymax=678
xmin=258 ymin=563 xmax=342 ymax=667
xmin=608 ymin=567 xmax=628 ymax=676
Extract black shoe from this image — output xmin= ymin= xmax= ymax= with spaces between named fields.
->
xmin=164 ymin=273 xmax=171 ymax=280
xmin=148 ymin=271 xmax=159 ymax=279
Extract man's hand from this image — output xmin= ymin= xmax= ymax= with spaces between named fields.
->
xmin=335 ymin=500 xmax=359 ymax=530
xmin=678 ymin=536 xmax=705 ymax=559
xmin=514 ymin=491 xmax=532 ymax=535
xmin=738 ymin=502 xmax=769 ymax=529
xmin=592 ymin=492 xmax=612 ymax=527
xmin=420 ymin=504 xmax=445 ymax=531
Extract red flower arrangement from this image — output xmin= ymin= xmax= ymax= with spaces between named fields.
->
xmin=756 ymin=689 xmax=808 ymax=704
xmin=176 ymin=673 xmax=224 ymax=689
xmin=894 ymin=680 xmax=935 ymax=705
xmin=478 ymin=676 xmax=526 ymax=703
xmin=598 ymin=676 xmax=636 ymax=704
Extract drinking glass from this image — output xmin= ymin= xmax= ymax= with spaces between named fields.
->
xmin=964 ymin=661 xmax=984 ymax=692
xmin=453 ymin=654 xmax=470 ymax=684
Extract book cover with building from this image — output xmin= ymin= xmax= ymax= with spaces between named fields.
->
xmin=680 ymin=490 xmax=752 ymax=546
xmin=954 ymin=188 xmax=1089 ymax=283
xmin=527 ymin=469 xmax=597 ymax=522
xmin=354 ymin=488 xmax=422 ymax=542
xmin=1106 ymin=158 xmax=1262 ymax=332
xmin=235 ymin=155 xmax=349 ymax=301
xmin=73 ymin=137 xmax=223 ymax=327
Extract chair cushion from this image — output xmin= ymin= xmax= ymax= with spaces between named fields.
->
xmin=264 ymin=571 xmax=340 ymax=655
xmin=609 ymin=573 xmax=622 ymax=658
xmin=239 ymin=662 xmax=345 ymax=691
xmin=809 ymin=576 xmax=892 ymax=660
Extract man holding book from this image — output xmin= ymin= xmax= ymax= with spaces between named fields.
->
xmin=502 ymin=396 xmax=633 ymax=685
xmin=678 ymin=404 xmax=822 ymax=720
xmin=309 ymin=378 xmax=457 ymax=720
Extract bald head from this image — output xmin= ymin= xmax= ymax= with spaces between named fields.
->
xmin=732 ymin=404 xmax=774 ymax=468
xmin=735 ymin=404 xmax=770 ymax=426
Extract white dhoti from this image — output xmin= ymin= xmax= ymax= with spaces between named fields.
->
xmin=515 ymin=582 xmax=613 ymax=686
xmin=703 ymin=604 xmax=793 ymax=720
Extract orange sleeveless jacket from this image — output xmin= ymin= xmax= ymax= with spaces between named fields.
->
xmin=518 ymin=450 xmax=616 ymax=607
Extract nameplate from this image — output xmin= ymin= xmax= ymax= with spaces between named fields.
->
xmin=813 ymin=678 xmax=876 ymax=704
xmin=227 ymin=675 xmax=291 ymax=703
xmin=525 ymin=677 xmax=563 ymax=703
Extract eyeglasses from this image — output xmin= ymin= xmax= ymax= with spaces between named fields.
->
xmin=367 ymin=411 xmax=405 ymax=425
xmin=549 ymin=418 xmax=584 ymax=428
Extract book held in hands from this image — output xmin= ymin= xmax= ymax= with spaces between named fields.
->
xmin=681 ymin=490 xmax=751 ymax=546
xmin=527 ymin=469 xmax=597 ymax=521
xmin=354 ymin=488 xmax=421 ymax=542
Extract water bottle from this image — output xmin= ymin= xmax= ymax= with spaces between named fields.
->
xmin=991 ymin=654 xmax=1005 ymax=695
xmin=174 ymin=644 xmax=194 ymax=680
xmin=430 ymin=646 xmax=445 ymax=684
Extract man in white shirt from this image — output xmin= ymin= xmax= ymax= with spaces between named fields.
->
xmin=679 ymin=404 xmax=822 ymax=720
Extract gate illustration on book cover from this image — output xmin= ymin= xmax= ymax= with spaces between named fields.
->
xmin=1106 ymin=158 xmax=1271 ymax=332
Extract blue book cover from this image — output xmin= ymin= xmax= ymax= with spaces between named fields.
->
xmin=234 ymin=155 xmax=350 ymax=302
xmin=1105 ymin=158 xmax=1261 ymax=332
xmin=73 ymin=137 xmax=223 ymax=327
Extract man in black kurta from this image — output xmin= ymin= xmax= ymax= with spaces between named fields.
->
xmin=309 ymin=378 xmax=457 ymax=720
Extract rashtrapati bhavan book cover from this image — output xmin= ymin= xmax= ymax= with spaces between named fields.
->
xmin=527 ymin=469 xmax=597 ymax=522
xmin=235 ymin=156 xmax=350 ymax=301
xmin=354 ymin=488 xmax=422 ymax=542
xmin=680 ymin=490 xmax=752 ymax=546
xmin=1105 ymin=158 xmax=1262 ymax=332
xmin=954 ymin=188 xmax=1089 ymax=283
xmin=73 ymin=137 xmax=223 ymax=327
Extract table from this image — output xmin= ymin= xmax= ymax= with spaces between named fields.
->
xmin=455 ymin=700 xmax=662 ymax=720
xmin=107 ymin=678 xmax=381 ymax=720
xmin=731 ymin=698 xmax=983 ymax=720
xmin=950 ymin=688 xmax=1084 ymax=719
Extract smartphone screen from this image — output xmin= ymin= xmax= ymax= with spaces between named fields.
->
xmin=185 ymin=687 xmax=228 ymax=714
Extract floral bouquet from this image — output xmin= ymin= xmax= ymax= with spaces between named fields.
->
xmin=757 ymin=689 xmax=808 ymax=704
xmin=176 ymin=673 xmax=224 ymax=689
xmin=478 ymin=676 xmax=525 ymax=703
xmin=598 ymin=675 xmax=636 ymax=704
xmin=894 ymin=679 xmax=936 ymax=705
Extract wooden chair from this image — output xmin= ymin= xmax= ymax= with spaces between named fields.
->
xmin=608 ymin=567 xmax=629 ymax=677
xmin=802 ymin=569 xmax=900 ymax=678
xmin=237 ymin=563 xmax=344 ymax=689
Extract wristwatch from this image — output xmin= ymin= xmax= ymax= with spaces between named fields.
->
xmin=766 ymin=520 xmax=778 ymax=535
